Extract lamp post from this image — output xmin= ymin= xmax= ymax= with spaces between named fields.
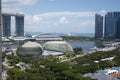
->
xmin=0 ymin=0 xmax=2 ymax=79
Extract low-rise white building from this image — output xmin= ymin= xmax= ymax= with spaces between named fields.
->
xmin=97 ymin=69 xmax=118 ymax=75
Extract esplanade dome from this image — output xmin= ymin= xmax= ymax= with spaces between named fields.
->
xmin=16 ymin=41 xmax=43 ymax=57
xmin=43 ymin=41 xmax=73 ymax=52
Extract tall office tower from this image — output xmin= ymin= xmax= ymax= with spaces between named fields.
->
xmin=95 ymin=14 xmax=103 ymax=39
xmin=104 ymin=12 xmax=120 ymax=39
xmin=116 ymin=18 xmax=120 ymax=39
xmin=15 ymin=15 xmax=24 ymax=36
xmin=2 ymin=14 xmax=11 ymax=37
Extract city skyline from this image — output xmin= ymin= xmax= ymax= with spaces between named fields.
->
xmin=2 ymin=0 xmax=120 ymax=33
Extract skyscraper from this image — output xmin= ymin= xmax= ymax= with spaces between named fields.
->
xmin=2 ymin=14 xmax=11 ymax=37
xmin=104 ymin=12 xmax=120 ymax=39
xmin=116 ymin=18 xmax=120 ymax=39
xmin=95 ymin=14 xmax=103 ymax=39
xmin=1 ymin=13 xmax=24 ymax=37
xmin=15 ymin=15 xmax=24 ymax=36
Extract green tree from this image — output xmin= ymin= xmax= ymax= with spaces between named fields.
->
xmin=65 ymin=52 xmax=74 ymax=57
xmin=73 ymin=47 xmax=83 ymax=55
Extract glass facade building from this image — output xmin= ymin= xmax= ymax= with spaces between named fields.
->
xmin=95 ymin=14 xmax=103 ymax=39
xmin=2 ymin=13 xmax=24 ymax=37
xmin=15 ymin=16 xmax=24 ymax=36
xmin=104 ymin=12 xmax=120 ymax=39
xmin=2 ymin=14 xmax=11 ymax=37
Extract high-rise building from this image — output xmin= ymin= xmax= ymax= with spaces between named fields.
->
xmin=104 ymin=12 xmax=120 ymax=39
xmin=2 ymin=14 xmax=11 ymax=37
xmin=116 ymin=18 xmax=120 ymax=39
xmin=2 ymin=13 xmax=24 ymax=37
xmin=15 ymin=15 xmax=24 ymax=36
xmin=95 ymin=14 xmax=103 ymax=39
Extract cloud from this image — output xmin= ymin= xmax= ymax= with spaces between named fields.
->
xmin=33 ymin=16 xmax=42 ymax=23
xmin=24 ymin=11 xmax=95 ymax=33
xmin=3 ymin=0 xmax=38 ymax=6
xmin=73 ymin=21 xmax=95 ymax=33
xmin=36 ymin=11 xmax=95 ymax=17
xmin=80 ymin=21 xmax=94 ymax=27
xmin=100 ymin=10 xmax=106 ymax=16
xmin=59 ymin=16 xmax=69 ymax=24
xmin=24 ymin=11 xmax=95 ymax=26
xmin=27 ymin=11 xmax=95 ymax=26
xmin=2 ymin=0 xmax=38 ymax=13
xmin=25 ymin=15 xmax=42 ymax=26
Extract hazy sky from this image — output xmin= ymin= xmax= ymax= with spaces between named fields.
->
xmin=2 ymin=0 xmax=120 ymax=33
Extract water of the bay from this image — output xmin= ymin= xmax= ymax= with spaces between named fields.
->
xmin=68 ymin=40 xmax=104 ymax=54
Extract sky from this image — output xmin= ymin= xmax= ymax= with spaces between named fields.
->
xmin=2 ymin=0 xmax=120 ymax=33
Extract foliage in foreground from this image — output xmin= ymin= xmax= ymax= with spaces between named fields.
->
xmin=5 ymin=48 xmax=120 ymax=80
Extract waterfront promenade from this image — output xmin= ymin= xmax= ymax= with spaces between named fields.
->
xmin=60 ymin=46 xmax=117 ymax=62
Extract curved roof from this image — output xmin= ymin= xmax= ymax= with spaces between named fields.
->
xmin=22 ymin=41 xmax=42 ymax=48
xmin=32 ymin=34 xmax=61 ymax=38
xmin=43 ymin=41 xmax=73 ymax=52
xmin=16 ymin=41 xmax=43 ymax=57
xmin=32 ymin=34 xmax=63 ymax=41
